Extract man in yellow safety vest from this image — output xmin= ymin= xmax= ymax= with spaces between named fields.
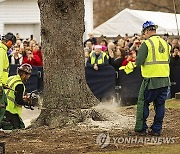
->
xmin=86 ymin=45 xmax=109 ymax=70
xmin=0 ymin=32 xmax=16 ymax=125
xmin=1 ymin=64 xmax=33 ymax=130
xmin=134 ymin=21 xmax=171 ymax=136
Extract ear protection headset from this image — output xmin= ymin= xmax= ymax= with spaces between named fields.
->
xmin=2 ymin=32 xmax=16 ymax=47
xmin=5 ymin=40 xmax=13 ymax=47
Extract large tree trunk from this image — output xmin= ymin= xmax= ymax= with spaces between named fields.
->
xmin=35 ymin=0 xmax=99 ymax=128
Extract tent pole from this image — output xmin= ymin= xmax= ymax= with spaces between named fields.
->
xmin=173 ymin=0 xmax=179 ymax=36
xmin=118 ymin=0 xmax=121 ymax=11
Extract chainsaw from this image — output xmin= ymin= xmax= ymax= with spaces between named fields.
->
xmin=24 ymin=90 xmax=42 ymax=110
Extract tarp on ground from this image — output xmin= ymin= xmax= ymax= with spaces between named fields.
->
xmin=93 ymin=8 xmax=180 ymax=37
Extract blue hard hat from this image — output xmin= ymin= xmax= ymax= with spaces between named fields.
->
xmin=142 ymin=21 xmax=158 ymax=32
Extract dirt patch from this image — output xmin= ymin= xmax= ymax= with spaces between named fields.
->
xmin=79 ymin=102 xmax=136 ymax=130
xmin=0 ymin=102 xmax=180 ymax=154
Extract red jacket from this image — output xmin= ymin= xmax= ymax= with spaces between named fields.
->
xmin=23 ymin=54 xmax=42 ymax=66
xmin=122 ymin=59 xmax=135 ymax=66
xmin=33 ymin=50 xmax=43 ymax=61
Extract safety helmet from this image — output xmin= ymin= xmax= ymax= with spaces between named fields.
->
xmin=142 ymin=21 xmax=158 ymax=33
xmin=2 ymin=32 xmax=16 ymax=45
xmin=18 ymin=63 xmax=32 ymax=74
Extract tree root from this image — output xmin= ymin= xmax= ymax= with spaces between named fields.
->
xmin=27 ymin=107 xmax=108 ymax=129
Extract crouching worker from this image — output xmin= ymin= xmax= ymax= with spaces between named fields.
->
xmin=1 ymin=63 xmax=33 ymax=130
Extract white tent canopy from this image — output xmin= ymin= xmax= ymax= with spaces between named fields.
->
xmin=93 ymin=8 xmax=180 ymax=37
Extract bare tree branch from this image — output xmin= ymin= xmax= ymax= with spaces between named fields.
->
xmin=141 ymin=0 xmax=174 ymax=12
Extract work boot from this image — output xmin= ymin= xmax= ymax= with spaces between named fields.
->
xmin=2 ymin=121 xmax=13 ymax=130
xmin=134 ymin=130 xmax=147 ymax=136
xmin=148 ymin=130 xmax=161 ymax=136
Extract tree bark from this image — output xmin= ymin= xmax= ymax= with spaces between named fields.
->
xmin=35 ymin=0 xmax=99 ymax=128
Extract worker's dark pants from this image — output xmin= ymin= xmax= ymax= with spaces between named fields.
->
xmin=142 ymin=86 xmax=168 ymax=134
xmin=0 ymin=89 xmax=7 ymax=128
xmin=2 ymin=111 xmax=25 ymax=130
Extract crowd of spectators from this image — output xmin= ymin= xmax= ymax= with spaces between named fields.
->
xmin=1 ymin=31 xmax=179 ymax=100
xmin=84 ymin=33 xmax=180 ymax=71
xmin=6 ymin=33 xmax=43 ymax=67
xmin=5 ymin=32 xmax=179 ymax=69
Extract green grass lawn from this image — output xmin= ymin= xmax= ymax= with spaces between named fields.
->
xmin=86 ymin=144 xmax=180 ymax=154
xmin=148 ymin=98 xmax=180 ymax=109
xmin=165 ymin=99 xmax=180 ymax=109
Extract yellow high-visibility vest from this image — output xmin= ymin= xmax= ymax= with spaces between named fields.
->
xmin=89 ymin=51 xmax=108 ymax=65
xmin=5 ymin=75 xmax=25 ymax=117
xmin=0 ymin=42 xmax=9 ymax=86
xmin=141 ymin=36 xmax=171 ymax=77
